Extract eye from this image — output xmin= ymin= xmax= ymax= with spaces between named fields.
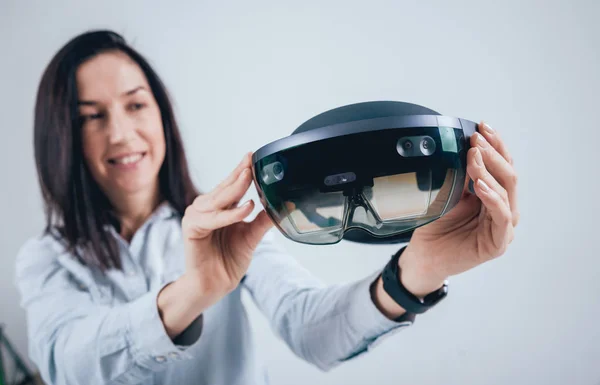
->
xmin=129 ymin=102 xmax=146 ymax=111
xmin=80 ymin=113 xmax=104 ymax=123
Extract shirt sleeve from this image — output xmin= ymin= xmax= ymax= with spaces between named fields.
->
xmin=242 ymin=230 xmax=414 ymax=372
xmin=14 ymin=234 xmax=203 ymax=385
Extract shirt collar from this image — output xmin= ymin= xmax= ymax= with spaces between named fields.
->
xmin=102 ymin=200 xmax=180 ymax=233
xmin=153 ymin=201 xmax=180 ymax=220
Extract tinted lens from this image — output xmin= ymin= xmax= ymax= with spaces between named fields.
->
xmin=369 ymin=172 xmax=431 ymax=220
xmin=284 ymin=191 xmax=345 ymax=233
xmin=253 ymin=126 xmax=466 ymax=244
xmin=346 ymin=167 xmax=459 ymax=237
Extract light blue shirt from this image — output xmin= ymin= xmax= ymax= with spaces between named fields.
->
xmin=15 ymin=202 xmax=412 ymax=385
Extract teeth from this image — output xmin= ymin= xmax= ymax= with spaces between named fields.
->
xmin=113 ymin=153 xmax=143 ymax=165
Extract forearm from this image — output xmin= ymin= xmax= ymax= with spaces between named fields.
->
xmin=371 ymin=244 xmax=448 ymax=320
xmin=31 ymin=286 xmax=203 ymax=385
xmin=248 ymin=273 xmax=415 ymax=371
xmin=157 ymin=274 xmax=208 ymax=339
xmin=244 ymin=233 xmax=418 ymax=371
xmin=266 ymin=282 xmax=392 ymax=370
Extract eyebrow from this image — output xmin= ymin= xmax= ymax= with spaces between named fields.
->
xmin=77 ymin=86 xmax=148 ymax=106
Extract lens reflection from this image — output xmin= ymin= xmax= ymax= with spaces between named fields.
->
xmin=282 ymin=191 xmax=346 ymax=234
xmin=368 ymin=172 xmax=432 ymax=220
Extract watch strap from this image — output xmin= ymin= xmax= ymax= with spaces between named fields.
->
xmin=382 ymin=246 xmax=448 ymax=315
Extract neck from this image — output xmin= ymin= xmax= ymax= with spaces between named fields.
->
xmin=110 ymin=184 xmax=162 ymax=242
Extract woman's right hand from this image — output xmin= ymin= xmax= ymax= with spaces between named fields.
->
xmin=158 ymin=152 xmax=274 ymax=338
xmin=182 ymin=152 xmax=273 ymax=299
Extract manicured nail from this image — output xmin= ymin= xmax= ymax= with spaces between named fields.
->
xmin=477 ymin=179 xmax=490 ymax=193
xmin=239 ymin=169 xmax=249 ymax=179
xmin=474 ymin=148 xmax=483 ymax=166
xmin=476 ymin=133 xmax=488 ymax=149
xmin=483 ymin=123 xmax=495 ymax=134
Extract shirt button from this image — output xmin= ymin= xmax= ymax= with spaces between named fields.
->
xmin=168 ymin=352 xmax=179 ymax=359
xmin=154 ymin=355 xmax=166 ymax=363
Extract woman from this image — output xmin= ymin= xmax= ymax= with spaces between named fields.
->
xmin=15 ymin=30 xmax=519 ymax=385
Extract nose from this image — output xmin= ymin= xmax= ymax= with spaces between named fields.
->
xmin=106 ymin=108 xmax=135 ymax=144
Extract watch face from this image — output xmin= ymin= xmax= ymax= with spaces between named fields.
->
xmin=423 ymin=281 xmax=449 ymax=305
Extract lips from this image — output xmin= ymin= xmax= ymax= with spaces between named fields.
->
xmin=107 ymin=152 xmax=147 ymax=167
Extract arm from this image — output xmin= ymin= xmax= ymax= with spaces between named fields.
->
xmin=370 ymin=244 xmax=448 ymax=320
xmin=242 ymin=230 xmax=414 ymax=372
xmin=15 ymin=235 xmax=204 ymax=385
xmin=373 ymin=124 xmax=520 ymax=319
xmin=244 ymin=121 xmax=520 ymax=372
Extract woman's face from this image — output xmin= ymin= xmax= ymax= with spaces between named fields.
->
xmin=76 ymin=51 xmax=166 ymax=202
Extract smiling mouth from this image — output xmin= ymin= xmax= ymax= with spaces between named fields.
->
xmin=108 ymin=152 xmax=147 ymax=165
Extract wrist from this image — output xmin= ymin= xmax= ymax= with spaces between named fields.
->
xmin=157 ymin=274 xmax=212 ymax=339
xmin=398 ymin=245 xmax=447 ymax=298
xmin=371 ymin=275 xmax=406 ymax=320
xmin=177 ymin=272 xmax=228 ymax=308
xmin=371 ymin=245 xmax=448 ymax=321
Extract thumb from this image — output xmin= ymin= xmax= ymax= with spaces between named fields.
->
xmin=244 ymin=209 xmax=275 ymax=248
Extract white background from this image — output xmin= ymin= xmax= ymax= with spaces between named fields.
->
xmin=1 ymin=1 xmax=599 ymax=384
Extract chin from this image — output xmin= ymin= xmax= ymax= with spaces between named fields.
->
xmin=111 ymin=177 xmax=159 ymax=197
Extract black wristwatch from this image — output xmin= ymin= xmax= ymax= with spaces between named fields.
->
xmin=382 ymin=246 xmax=449 ymax=322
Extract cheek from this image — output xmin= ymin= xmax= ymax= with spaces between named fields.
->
xmin=81 ymin=130 xmax=106 ymax=174
xmin=152 ymin=126 xmax=166 ymax=160
xmin=146 ymin=112 xmax=166 ymax=164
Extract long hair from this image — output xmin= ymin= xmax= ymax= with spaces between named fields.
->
xmin=34 ymin=30 xmax=198 ymax=271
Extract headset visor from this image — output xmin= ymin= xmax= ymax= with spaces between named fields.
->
xmin=252 ymin=117 xmax=475 ymax=244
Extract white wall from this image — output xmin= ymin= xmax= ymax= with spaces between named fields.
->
xmin=1 ymin=1 xmax=599 ymax=384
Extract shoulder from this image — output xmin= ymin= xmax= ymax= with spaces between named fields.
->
xmin=14 ymin=229 xmax=69 ymax=281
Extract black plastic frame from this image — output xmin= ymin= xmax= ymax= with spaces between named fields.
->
xmin=251 ymin=114 xmax=478 ymax=245
xmin=253 ymin=115 xmax=477 ymax=164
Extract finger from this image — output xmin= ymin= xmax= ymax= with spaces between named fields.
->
xmin=244 ymin=210 xmax=275 ymax=248
xmin=213 ymin=152 xmax=253 ymax=194
xmin=185 ymin=200 xmax=255 ymax=238
xmin=194 ymin=167 xmax=253 ymax=212
xmin=472 ymin=132 xmax=520 ymax=227
xmin=467 ymin=147 xmax=514 ymax=250
xmin=478 ymin=121 xmax=514 ymax=165
xmin=473 ymin=178 xmax=514 ymax=252
xmin=467 ymin=147 xmax=509 ymax=207
xmin=465 ymin=122 xmax=511 ymax=196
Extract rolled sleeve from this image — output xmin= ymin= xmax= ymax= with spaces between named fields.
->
xmin=127 ymin=282 xmax=198 ymax=369
xmin=244 ymin=231 xmax=414 ymax=371
xmin=344 ymin=270 xmax=413 ymax=352
xmin=15 ymin=235 xmax=205 ymax=385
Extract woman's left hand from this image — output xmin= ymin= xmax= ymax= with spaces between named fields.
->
xmin=398 ymin=121 xmax=520 ymax=296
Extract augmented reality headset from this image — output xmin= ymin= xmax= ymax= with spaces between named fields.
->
xmin=251 ymin=101 xmax=478 ymax=245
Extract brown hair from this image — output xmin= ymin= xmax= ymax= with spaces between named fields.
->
xmin=34 ymin=30 xmax=198 ymax=271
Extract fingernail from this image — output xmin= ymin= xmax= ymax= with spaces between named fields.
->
xmin=474 ymin=148 xmax=483 ymax=166
xmin=483 ymin=122 xmax=495 ymax=134
xmin=477 ymin=179 xmax=490 ymax=193
xmin=242 ymin=199 xmax=253 ymax=207
xmin=476 ymin=133 xmax=488 ymax=148
xmin=239 ymin=169 xmax=249 ymax=179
